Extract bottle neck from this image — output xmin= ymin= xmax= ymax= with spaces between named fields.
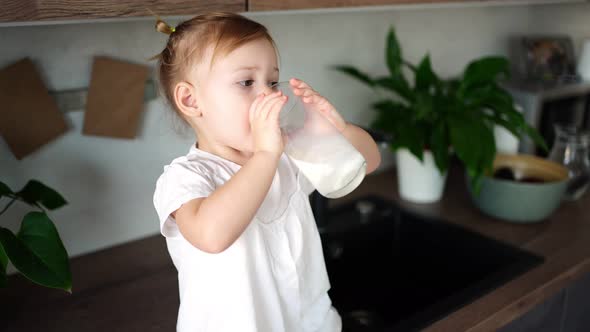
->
xmin=553 ymin=125 xmax=590 ymax=149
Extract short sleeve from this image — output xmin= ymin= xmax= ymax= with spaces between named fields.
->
xmin=153 ymin=162 xmax=216 ymax=238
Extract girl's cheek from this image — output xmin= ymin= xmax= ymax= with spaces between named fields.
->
xmin=245 ymin=90 xmax=259 ymax=105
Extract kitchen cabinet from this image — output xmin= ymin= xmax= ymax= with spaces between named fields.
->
xmin=498 ymin=290 xmax=566 ymax=332
xmin=1 ymin=0 xmax=584 ymax=24
xmin=0 ymin=0 xmax=245 ymax=24
xmin=248 ymin=0 xmax=533 ymax=11
xmin=498 ymin=272 xmax=590 ymax=332
xmin=561 ymin=272 xmax=590 ymax=331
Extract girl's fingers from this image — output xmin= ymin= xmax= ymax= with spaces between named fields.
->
xmin=260 ymin=95 xmax=286 ymax=121
xmin=259 ymin=96 xmax=278 ymax=120
xmin=301 ymin=89 xmax=317 ymax=98
xmin=257 ymin=91 xmax=282 ymax=114
xmin=290 ymin=77 xmax=310 ymax=89
xmin=268 ymin=96 xmax=286 ymax=124
xmin=250 ymin=93 xmax=266 ymax=123
xmin=293 ymin=87 xmax=317 ymax=98
xmin=293 ymin=88 xmax=304 ymax=97
xmin=303 ymin=94 xmax=324 ymax=104
xmin=253 ymin=92 xmax=278 ymax=121
xmin=289 ymin=78 xmax=334 ymax=112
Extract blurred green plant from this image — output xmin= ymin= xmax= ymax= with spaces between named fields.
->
xmin=0 ymin=180 xmax=71 ymax=292
xmin=333 ymin=26 xmax=547 ymax=191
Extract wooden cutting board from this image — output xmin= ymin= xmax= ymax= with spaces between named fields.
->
xmin=82 ymin=57 xmax=150 ymax=139
xmin=0 ymin=58 xmax=68 ymax=160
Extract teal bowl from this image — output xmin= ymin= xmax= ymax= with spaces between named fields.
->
xmin=468 ymin=154 xmax=569 ymax=223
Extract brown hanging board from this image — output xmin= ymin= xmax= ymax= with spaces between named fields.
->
xmin=82 ymin=56 xmax=150 ymax=139
xmin=0 ymin=58 xmax=68 ymax=160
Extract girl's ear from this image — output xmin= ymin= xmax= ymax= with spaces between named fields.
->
xmin=174 ymin=81 xmax=202 ymax=118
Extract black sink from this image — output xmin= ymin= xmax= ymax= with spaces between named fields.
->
xmin=318 ymin=195 xmax=544 ymax=332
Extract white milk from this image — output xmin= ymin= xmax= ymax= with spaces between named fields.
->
xmin=286 ymin=135 xmax=367 ymax=198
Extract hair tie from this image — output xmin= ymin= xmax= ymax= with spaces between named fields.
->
xmin=147 ymin=8 xmax=176 ymax=35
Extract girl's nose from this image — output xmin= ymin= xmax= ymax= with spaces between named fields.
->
xmin=260 ymin=84 xmax=275 ymax=95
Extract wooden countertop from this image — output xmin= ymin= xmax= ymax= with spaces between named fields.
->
xmin=1 ymin=164 xmax=588 ymax=331
xmin=334 ymin=164 xmax=590 ymax=332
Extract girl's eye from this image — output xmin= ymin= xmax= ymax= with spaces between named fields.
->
xmin=238 ymin=80 xmax=255 ymax=87
xmin=237 ymin=80 xmax=279 ymax=88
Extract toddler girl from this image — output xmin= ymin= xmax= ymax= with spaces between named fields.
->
xmin=152 ymin=12 xmax=381 ymax=332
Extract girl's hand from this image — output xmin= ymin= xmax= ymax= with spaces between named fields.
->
xmin=290 ymin=78 xmax=347 ymax=132
xmin=249 ymin=90 xmax=287 ymax=157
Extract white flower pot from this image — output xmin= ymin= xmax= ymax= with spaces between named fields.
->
xmin=396 ymin=148 xmax=448 ymax=203
xmin=494 ymin=124 xmax=519 ymax=154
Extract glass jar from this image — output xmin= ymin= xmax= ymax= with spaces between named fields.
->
xmin=548 ymin=124 xmax=590 ymax=200
xmin=274 ymin=82 xmax=367 ymax=199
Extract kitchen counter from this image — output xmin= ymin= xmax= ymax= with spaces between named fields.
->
xmin=1 ymin=164 xmax=589 ymax=331
xmin=332 ymin=164 xmax=590 ymax=332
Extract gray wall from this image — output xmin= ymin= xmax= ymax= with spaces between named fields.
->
xmin=1 ymin=2 xmax=589 ymax=270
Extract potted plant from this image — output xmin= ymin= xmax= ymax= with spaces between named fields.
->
xmin=334 ymin=26 xmax=546 ymax=203
xmin=0 ymin=180 xmax=72 ymax=292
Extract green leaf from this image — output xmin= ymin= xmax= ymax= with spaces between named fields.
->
xmin=370 ymin=98 xmax=426 ymax=160
xmin=16 ymin=180 xmax=67 ymax=210
xmin=414 ymin=91 xmax=434 ymax=121
xmin=391 ymin=123 xmax=426 ymax=162
xmin=370 ymin=99 xmax=409 ymax=134
xmin=415 ymin=54 xmax=438 ymax=92
xmin=469 ymin=172 xmax=485 ymax=196
xmin=430 ymin=121 xmax=450 ymax=174
xmin=492 ymin=107 xmax=525 ymax=130
xmin=448 ymin=114 xmax=478 ymax=167
xmin=525 ymin=125 xmax=548 ymax=152
xmin=371 ymin=111 xmax=395 ymax=134
xmin=463 ymin=86 xmax=544 ymax=157
xmin=0 ymin=181 xmax=13 ymax=197
xmin=0 ymin=242 xmax=7 ymax=287
xmin=442 ymin=78 xmax=462 ymax=100
xmin=404 ymin=60 xmax=418 ymax=73
xmin=375 ymin=75 xmax=414 ymax=102
xmin=475 ymin=102 xmax=517 ymax=128
xmin=463 ymin=86 xmax=509 ymax=110
xmin=487 ymin=85 xmax=514 ymax=108
xmin=475 ymin=88 xmax=546 ymax=153
xmin=332 ymin=65 xmax=375 ymax=87
xmin=0 ymin=212 xmax=71 ymax=292
xmin=371 ymin=99 xmax=410 ymax=116
xmin=483 ymin=113 xmax=521 ymax=138
xmin=461 ymin=57 xmax=510 ymax=94
xmin=448 ymin=113 xmax=496 ymax=186
xmin=386 ymin=26 xmax=403 ymax=76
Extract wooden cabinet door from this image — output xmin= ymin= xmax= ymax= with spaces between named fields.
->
xmin=248 ymin=0 xmax=533 ymax=11
xmin=0 ymin=0 xmax=245 ymax=24
xmin=498 ymin=272 xmax=590 ymax=332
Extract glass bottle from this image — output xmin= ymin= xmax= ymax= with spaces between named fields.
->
xmin=548 ymin=124 xmax=590 ymax=200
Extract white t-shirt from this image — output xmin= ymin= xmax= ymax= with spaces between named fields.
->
xmin=153 ymin=143 xmax=342 ymax=332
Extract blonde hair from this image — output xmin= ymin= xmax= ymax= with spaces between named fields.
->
xmin=151 ymin=12 xmax=277 ymax=120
